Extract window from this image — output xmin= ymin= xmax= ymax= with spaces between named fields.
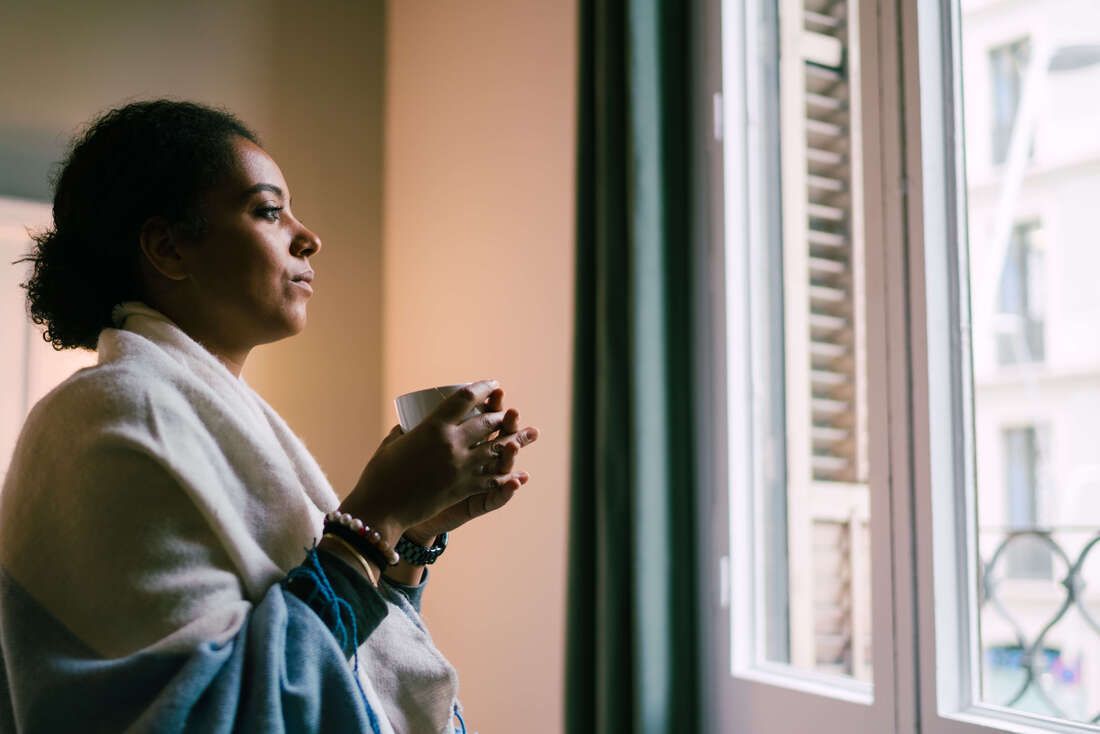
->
xmin=959 ymin=4 xmax=1100 ymax=725
xmin=707 ymin=0 xmax=1100 ymax=731
xmin=0 ymin=196 xmax=95 ymax=485
xmin=999 ymin=426 xmax=1051 ymax=579
xmin=714 ymin=0 xmax=891 ymax=728
xmin=996 ymin=222 xmax=1045 ymax=366
xmin=990 ymin=39 xmax=1030 ymax=166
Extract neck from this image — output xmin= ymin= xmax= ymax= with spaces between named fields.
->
xmin=138 ymin=298 xmax=251 ymax=378
xmin=184 ymin=327 xmax=249 ymax=378
xmin=202 ymin=343 xmax=247 ymax=378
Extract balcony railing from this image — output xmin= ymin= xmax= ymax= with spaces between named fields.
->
xmin=980 ymin=526 xmax=1100 ymax=723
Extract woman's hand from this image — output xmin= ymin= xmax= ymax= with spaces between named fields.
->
xmin=402 ymin=389 xmax=540 ymax=546
xmin=338 ymin=380 xmax=529 ymax=547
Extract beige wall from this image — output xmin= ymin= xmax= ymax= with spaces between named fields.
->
xmin=384 ymin=2 xmax=576 ymax=732
xmin=0 ymin=0 xmax=387 ymax=494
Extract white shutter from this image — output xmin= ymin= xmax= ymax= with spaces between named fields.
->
xmin=778 ymin=0 xmax=872 ymax=679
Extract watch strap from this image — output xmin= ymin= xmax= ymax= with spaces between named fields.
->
xmin=395 ymin=531 xmax=449 ymax=565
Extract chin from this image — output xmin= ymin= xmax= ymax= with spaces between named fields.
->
xmin=258 ymin=308 xmax=308 ymax=345
xmin=283 ymin=310 xmax=308 ymax=337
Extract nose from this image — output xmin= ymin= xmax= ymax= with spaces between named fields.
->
xmin=292 ymin=221 xmax=322 ymax=258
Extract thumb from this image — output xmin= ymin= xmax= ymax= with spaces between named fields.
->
xmin=464 ymin=485 xmax=518 ymax=521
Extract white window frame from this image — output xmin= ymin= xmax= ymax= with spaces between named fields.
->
xmin=703 ymin=0 xmax=1100 ymax=731
xmin=907 ymin=0 xmax=1100 ymax=732
xmin=707 ymin=0 xmax=903 ymax=730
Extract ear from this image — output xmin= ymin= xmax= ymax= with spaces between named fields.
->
xmin=138 ymin=216 xmax=190 ymax=281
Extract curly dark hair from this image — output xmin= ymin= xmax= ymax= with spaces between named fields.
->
xmin=14 ymin=99 xmax=260 ymax=350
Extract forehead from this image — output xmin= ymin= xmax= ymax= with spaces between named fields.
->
xmin=224 ymin=137 xmax=288 ymax=195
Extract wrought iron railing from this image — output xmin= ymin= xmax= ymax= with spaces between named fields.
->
xmin=981 ymin=526 xmax=1100 ymax=724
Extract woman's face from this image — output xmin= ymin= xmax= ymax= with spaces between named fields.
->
xmin=178 ymin=136 xmax=322 ymax=350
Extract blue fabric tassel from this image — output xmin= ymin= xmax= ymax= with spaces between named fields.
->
xmin=284 ymin=546 xmax=382 ymax=734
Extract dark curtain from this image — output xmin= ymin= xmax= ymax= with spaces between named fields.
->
xmin=565 ymin=0 xmax=699 ymax=731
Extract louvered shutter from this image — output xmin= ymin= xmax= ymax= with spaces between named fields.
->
xmin=778 ymin=0 xmax=872 ymax=680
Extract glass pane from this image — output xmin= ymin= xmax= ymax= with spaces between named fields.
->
xmin=732 ymin=0 xmax=872 ymax=683
xmin=958 ymin=0 xmax=1100 ymax=722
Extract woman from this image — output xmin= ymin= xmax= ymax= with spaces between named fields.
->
xmin=0 ymin=99 xmax=539 ymax=733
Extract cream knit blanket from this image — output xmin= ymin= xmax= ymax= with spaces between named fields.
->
xmin=0 ymin=301 xmax=460 ymax=733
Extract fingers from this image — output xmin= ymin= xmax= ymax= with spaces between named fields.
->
xmin=433 ymin=379 xmax=500 ymax=423
xmin=494 ymin=426 xmax=540 ymax=455
xmin=498 ymin=408 xmax=520 ymax=436
xmin=467 ymin=420 xmax=539 ymax=475
xmin=422 ymin=469 xmax=529 ymax=537
xmin=494 ymin=428 xmax=538 ymax=473
xmin=472 ymin=440 xmax=518 ymax=476
xmin=477 ymin=470 xmax=530 ymax=494
xmin=458 ymin=410 xmax=508 ymax=445
xmin=484 ymin=387 xmax=505 ymax=414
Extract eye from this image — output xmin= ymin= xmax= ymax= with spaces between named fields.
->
xmin=256 ymin=205 xmax=283 ymax=222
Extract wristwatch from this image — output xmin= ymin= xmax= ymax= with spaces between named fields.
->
xmin=394 ymin=531 xmax=449 ymax=565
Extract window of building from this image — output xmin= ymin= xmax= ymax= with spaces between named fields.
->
xmin=996 ymin=221 xmax=1045 ymax=365
xmin=990 ymin=38 xmax=1031 ymax=166
xmin=1000 ymin=426 xmax=1052 ymax=579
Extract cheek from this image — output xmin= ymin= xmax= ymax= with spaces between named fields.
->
xmin=203 ymin=225 xmax=294 ymax=310
xmin=258 ymin=256 xmax=305 ymax=315
xmin=233 ymin=246 xmax=287 ymax=302
xmin=200 ymin=242 xmax=259 ymax=292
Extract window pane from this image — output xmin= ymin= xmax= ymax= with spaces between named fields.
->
xmin=958 ymin=0 xmax=1100 ymax=722
xmin=733 ymin=0 xmax=872 ymax=683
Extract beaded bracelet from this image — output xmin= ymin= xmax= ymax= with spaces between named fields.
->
xmin=323 ymin=511 xmax=401 ymax=567
xmin=325 ymin=522 xmax=392 ymax=571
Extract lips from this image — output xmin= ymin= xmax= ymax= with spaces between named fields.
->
xmin=291 ymin=269 xmax=315 ymax=295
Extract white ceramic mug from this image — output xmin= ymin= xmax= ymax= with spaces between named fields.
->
xmin=394 ymin=383 xmax=486 ymax=432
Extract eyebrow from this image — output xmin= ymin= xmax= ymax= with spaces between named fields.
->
xmin=240 ymin=183 xmax=292 ymax=205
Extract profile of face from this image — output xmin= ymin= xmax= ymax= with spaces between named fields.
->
xmin=144 ymin=136 xmax=322 ymax=361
